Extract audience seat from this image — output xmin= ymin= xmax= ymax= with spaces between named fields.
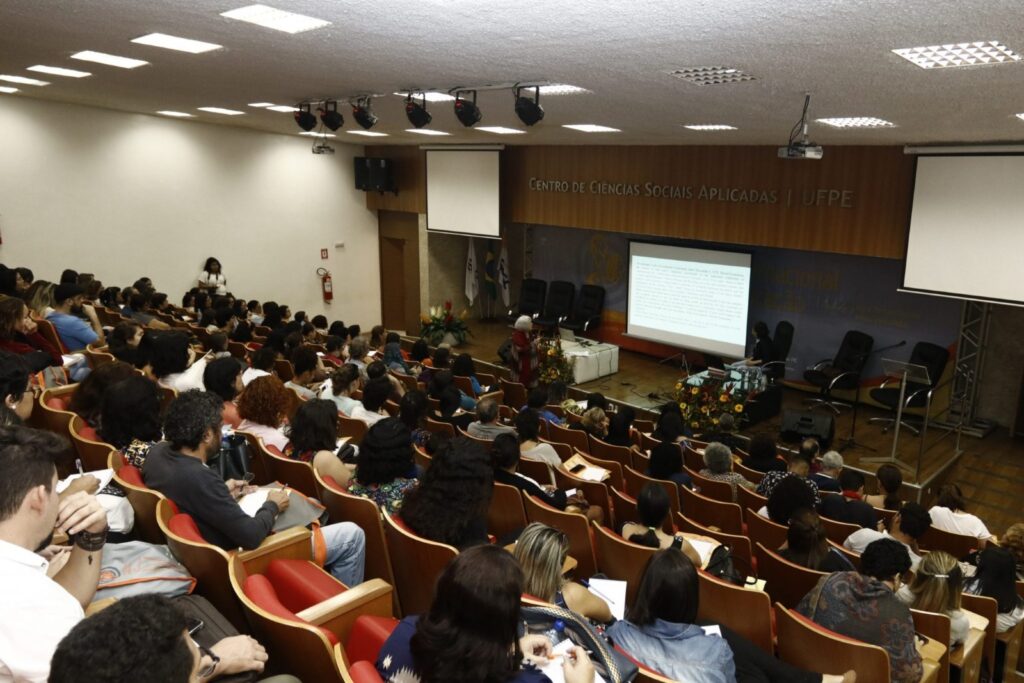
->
xmin=961 ymin=593 xmax=998 ymax=680
xmin=274 ymin=359 xmax=295 ymax=382
xmin=261 ymin=443 xmax=319 ymax=499
xmin=381 ymin=513 xmax=457 ymax=618
xmin=679 ymin=484 xmax=743 ymax=536
xmin=487 ymin=481 xmax=529 ymax=541
xmin=522 ymin=491 xmax=596 ymax=578
xmin=34 ymin=317 xmax=69 ymax=355
xmin=423 ymin=417 xmax=455 ymax=437
xmin=516 ymin=457 xmax=554 ymax=486
xmin=452 ymin=374 xmax=477 ymax=398
xmin=610 ymin=487 xmax=640 ymax=530
xmin=35 ymin=385 xmax=79 ymax=437
xmin=775 ymin=604 xmax=893 ymax=682
xmin=682 ymin=444 xmax=705 ymax=472
xmin=412 ymin=444 xmax=431 ymax=472
xmin=587 ymin=435 xmax=632 ymax=468
xmin=920 ymin=525 xmax=981 ymax=560
xmin=233 ymin=430 xmax=275 ymax=486
xmin=754 ymin=542 xmax=826 ymax=609
xmin=697 ymin=570 xmax=773 ymax=653
xmin=389 ymin=371 xmax=419 ymax=393
xmin=638 ymin=431 xmax=662 ymax=454
xmin=337 ymin=414 xmax=369 ymax=446
xmin=538 ymin=437 xmax=572 ymax=461
xmin=910 ymin=609 xmax=951 ymax=683
xmin=68 ymin=415 xmax=116 ymax=472
xmin=734 ymin=460 xmax=766 ymax=485
xmin=83 ymin=343 xmax=115 ymax=369
xmin=828 ymin=540 xmax=861 ymax=569
xmin=685 ymin=467 xmax=736 ymax=503
xmin=995 ymin=619 xmax=1023 ymax=683
xmin=676 ymin=513 xmax=755 ymax=578
xmin=498 ymin=378 xmax=528 ymax=410
xmin=745 ymin=511 xmax=788 ymax=554
xmin=623 ymin=466 xmax=680 ymax=527
xmin=818 ymin=514 xmax=861 ymax=545
xmin=108 ymin=451 xmax=165 ymax=545
xmin=547 ymin=422 xmax=589 ymax=454
xmin=591 ymin=521 xmax=656 ymax=607
xmin=736 ymin=486 xmax=768 ymax=520
xmin=565 ymin=452 xmax=623 ymax=492
xmin=552 ymin=468 xmax=612 ymax=528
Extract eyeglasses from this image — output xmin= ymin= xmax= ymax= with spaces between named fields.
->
xmin=197 ymin=645 xmax=220 ymax=678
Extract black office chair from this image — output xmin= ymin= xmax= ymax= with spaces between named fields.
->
xmin=762 ymin=320 xmax=794 ymax=383
xmin=561 ymin=284 xmax=605 ymax=335
xmin=507 ymin=278 xmax=546 ymax=322
xmin=803 ymin=330 xmax=874 ymax=413
xmin=868 ymin=342 xmax=949 ymax=435
xmin=533 ymin=281 xmax=576 ymax=329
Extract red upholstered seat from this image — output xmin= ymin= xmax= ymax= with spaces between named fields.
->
xmin=267 ymin=444 xmax=284 ymax=456
xmin=46 ymin=396 xmax=70 ymax=411
xmin=242 ymin=575 xmax=339 ymax=646
xmin=265 ymin=558 xmax=347 ymax=612
xmin=322 ymin=474 xmax=345 ymax=491
xmin=346 ymin=615 xmax=399 ymax=666
xmin=349 ymin=660 xmax=385 ymax=683
xmin=117 ymin=464 xmax=145 ymax=486
xmin=168 ymin=513 xmax=206 ymax=544
xmin=76 ymin=422 xmax=101 ymax=441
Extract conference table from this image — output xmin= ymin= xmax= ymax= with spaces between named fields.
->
xmin=562 ymin=338 xmax=619 ymax=384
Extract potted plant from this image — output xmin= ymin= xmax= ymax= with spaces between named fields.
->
xmin=420 ymin=301 xmax=472 ymax=346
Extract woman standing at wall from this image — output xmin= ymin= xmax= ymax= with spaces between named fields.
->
xmin=197 ymin=257 xmax=227 ymax=296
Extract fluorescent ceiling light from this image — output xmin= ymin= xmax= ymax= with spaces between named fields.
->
xmin=683 ymin=124 xmax=737 ymax=131
xmin=0 ymin=75 xmax=49 ymax=86
xmin=537 ymin=84 xmax=589 ymax=95
xmin=404 ymin=128 xmax=450 ymax=136
xmin=394 ymin=91 xmax=454 ymax=102
xmin=248 ymin=102 xmax=275 ymax=107
xmin=1016 ymin=113 xmax=1024 ymax=122
xmin=816 ymin=117 xmax=896 ymax=128
xmin=266 ymin=105 xmax=298 ymax=112
xmin=563 ymin=124 xmax=620 ymax=133
xmin=132 ymin=33 xmax=222 ymax=54
xmin=71 ymin=51 xmax=148 ymax=69
xmin=477 ymin=126 xmax=526 ymax=135
xmin=197 ymin=107 xmax=244 ymax=115
xmin=667 ymin=66 xmax=756 ymax=85
xmin=299 ymin=131 xmax=336 ymax=137
xmin=892 ymin=41 xmax=1020 ymax=69
xmin=27 ymin=65 xmax=91 ymax=78
xmin=347 ymin=130 xmax=389 ymax=137
xmin=156 ymin=110 xmax=194 ymax=117
xmin=221 ymin=4 xmax=331 ymax=33
xmin=0 ymin=86 xmax=19 ymax=94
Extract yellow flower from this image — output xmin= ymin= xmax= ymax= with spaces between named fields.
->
xmin=548 ymin=349 xmax=556 ymax=356
xmin=691 ymin=387 xmax=699 ymax=395
xmin=712 ymin=418 xmax=719 ymax=425
xmin=700 ymin=406 xmax=709 ymax=415
xmin=734 ymin=404 xmax=744 ymax=413
xmin=691 ymin=421 xmax=700 ymax=429
xmin=719 ymin=394 xmax=729 ymax=402
xmin=674 ymin=382 xmax=682 ymax=390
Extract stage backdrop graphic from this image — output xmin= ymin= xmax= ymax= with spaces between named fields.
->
xmin=527 ymin=224 xmax=960 ymax=380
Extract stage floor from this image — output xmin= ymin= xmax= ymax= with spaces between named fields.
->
xmin=459 ymin=321 xmax=1024 ymax=535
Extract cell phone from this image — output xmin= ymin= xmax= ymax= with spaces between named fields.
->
xmin=186 ymin=617 xmax=204 ymax=636
xmin=564 ymin=488 xmax=578 ymax=497
xmin=570 ymin=463 xmax=586 ymax=474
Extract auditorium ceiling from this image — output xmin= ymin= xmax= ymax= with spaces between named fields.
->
xmin=2 ymin=0 xmax=1024 ymax=146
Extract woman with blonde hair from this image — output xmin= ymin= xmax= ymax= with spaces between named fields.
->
xmin=1002 ymin=522 xmax=1024 ymax=580
xmin=513 ymin=522 xmax=613 ymax=623
xmin=896 ymin=550 xmax=969 ymax=646
xmin=571 ymin=407 xmax=609 ymax=440
xmin=23 ymin=280 xmax=56 ymax=317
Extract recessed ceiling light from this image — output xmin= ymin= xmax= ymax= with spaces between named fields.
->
xmin=299 ymin=131 xmax=336 ymax=137
xmin=156 ymin=111 xmax=194 ymax=118
xmin=404 ymin=128 xmax=450 ymax=136
xmin=394 ymin=91 xmax=454 ymax=103
xmin=221 ymin=4 xmax=331 ymax=33
xmin=248 ymin=102 xmax=275 ymax=108
xmin=477 ymin=126 xmax=526 ymax=135
xmin=667 ymin=66 xmax=756 ymax=85
xmin=816 ymin=117 xmax=896 ymax=128
xmin=0 ymin=75 xmax=49 ymax=86
xmin=537 ymin=84 xmax=590 ymax=95
xmin=892 ymin=41 xmax=1021 ymax=69
xmin=1015 ymin=113 xmax=1024 ymax=121
xmin=0 ymin=86 xmax=19 ymax=94
xmin=563 ymin=124 xmax=620 ymax=133
xmin=683 ymin=124 xmax=737 ymax=131
xmin=27 ymin=65 xmax=91 ymax=78
xmin=266 ymin=105 xmax=299 ymax=112
xmin=347 ymin=130 xmax=389 ymax=137
xmin=71 ymin=51 xmax=149 ymax=69
xmin=132 ymin=33 xmax=222 ymax=54
xmin=197 ymin=107 xmax=244 ymax=115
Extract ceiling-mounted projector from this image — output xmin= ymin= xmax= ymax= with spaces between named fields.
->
xmin=779 ymin=93 xmax=822 ymax=160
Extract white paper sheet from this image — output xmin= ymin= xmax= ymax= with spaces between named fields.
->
xmin=57 ymin=469 xmax=114 ymax=494
xmin=537 ymin=639 xmax=607 ymax=683
xmin=686 ymin=538 xmax=718 ymax=567
xmin=586 ymin=578 xmax=627 ymax=620
xmin=238 ymin=489 xmax=270 ymax=517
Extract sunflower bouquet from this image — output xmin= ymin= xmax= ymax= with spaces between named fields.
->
xmin=537 ymin=337 xmax=575 ymax=387
xmin=672 ymin=377 xmax=749 ymax=433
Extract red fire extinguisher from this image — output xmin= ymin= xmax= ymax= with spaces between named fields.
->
xmin=317 ymin=267 xmax=333 ymax=303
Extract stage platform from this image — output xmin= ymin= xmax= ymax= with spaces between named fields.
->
xmin=455 ymin=320 xmax=1024 ymax=535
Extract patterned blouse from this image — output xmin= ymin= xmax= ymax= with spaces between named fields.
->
xmin=120 ymin=439 xmax=157 ymax=469
xmin=698 ymin=469 xmax=756 ymax=502
xmin=348 ymin=477 xmax=418 ymax=515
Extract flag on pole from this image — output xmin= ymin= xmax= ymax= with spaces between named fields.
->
xmin=465 ymin=238 xmax=479 ymax=304
xmin=484 ymin=243 xmax=497 ymax=300
xmin=497 ymin=242 xmax=511 ymax=307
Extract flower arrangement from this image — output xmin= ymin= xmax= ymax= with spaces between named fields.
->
xmin=419 ymin=301 xmax=472 ymax=345
xmin=672 ymin=377 xmax=749 ymax=434
xmin=537 ymin=337 xmax=575 ymax=387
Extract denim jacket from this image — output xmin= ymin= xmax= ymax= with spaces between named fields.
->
xmin=606 ymin=619 xmax=736 ymax=683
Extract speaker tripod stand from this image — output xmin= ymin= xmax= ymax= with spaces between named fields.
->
xmin=837 ymin=383 xmax=876 ymax=453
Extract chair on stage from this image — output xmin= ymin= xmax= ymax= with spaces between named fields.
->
xmin=508 ymin=278 xmax=546 ymax=322
xmin=534 ymin=281 xmax=576 ymax=330
xmin=868 ymin=341 xmax=950 ymax=436
xmin=762 ymin=320 xmax=794 ymax=383
xmin=561 ymin=284 xmax=605 ymax=336
xmin=803 ymin=330 xmax=874 ymax=413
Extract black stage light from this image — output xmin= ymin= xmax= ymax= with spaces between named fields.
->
xmin=454 ymin=90 xmax=481 ymax=127
xmin=352 ymin=97 xmax=378 ymax=129
xmin=514 ymin=86 xmax=544 ymax=126
xmin=319 ymin=101 xmax=344 ymax=131
xmin=405 ymin=94 xmax=432 ymax=128
xmin=294 ymin=103 xmax=316 ymax=131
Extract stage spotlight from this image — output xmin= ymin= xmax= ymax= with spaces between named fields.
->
xmin=514 ymin=86 xmax=544 ymax=126
xmin=294 ymin=103 xmax=316 ymax=131
xmin=405 ymin=94 xmax=432 ymax=128
xmin=352 ymin=97 xmax=377 ymax=129
xmin=454 ymin=90 xmax=481 ymax=127
xmin=319 ymin=101 xmax=343 ymax=131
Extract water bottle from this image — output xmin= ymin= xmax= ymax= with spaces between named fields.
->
xmin=543 ymin=619 xmax=566 ymax=647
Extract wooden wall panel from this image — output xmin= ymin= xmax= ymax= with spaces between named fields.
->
xmin=378 ymin=210 xmax=421 ymax=332
xmin=501 ymin=145 xmax=914 ymax=259
xmin=364 ymin=146 xmax=425 ymax=214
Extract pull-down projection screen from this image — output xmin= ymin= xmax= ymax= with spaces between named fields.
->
xmin=425 ymin=149 xmax=500 ymax=237
xmin=903 ymin=155 xmax=1024 ymax=305
xmin=627 ymin=242 xmax=752 ymax=357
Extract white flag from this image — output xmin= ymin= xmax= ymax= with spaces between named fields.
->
xmin=465 ymin=238 xmax=479 ymax=304
xmin=497 ymin=243 xmax=511 ymax=307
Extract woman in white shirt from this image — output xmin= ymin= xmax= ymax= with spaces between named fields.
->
xmin=197 ymin=257 xmax=228 ymax=296
xmin=151 ymin=331 xmax=210 ymax=392
xmin=929 ymin=484 xmax=994 ymax=546
xmin=235 ymin=375 xmax=291 ymax=452
xmin=896 ymin=551 xmax=970 ymax=647
xmin=514 ymin=408 xmax=561 ymax=485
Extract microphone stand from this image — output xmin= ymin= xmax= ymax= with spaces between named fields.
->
xmin=838 ymin=341 xmax=906 ymax=454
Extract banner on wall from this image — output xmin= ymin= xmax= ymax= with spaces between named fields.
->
xmin=465 ymin=238 xmax=479 ymax=304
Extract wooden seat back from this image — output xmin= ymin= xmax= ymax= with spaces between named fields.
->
xmin=610 ymin=487 xmax=640 ymax=530
xmin=498 ymin=378 xmax=528 ymax=408
xmin=591 ymin=522 xmax=656 ymax=607
xmin=775 ymin=604 xmax=892 ymax=682
xmin=262 ymin=445 xmax=319 ymax=499
xmin=36 ymin=385 xmax=79 ymax=437
xmin=754 ymin=542 xmax=827 ymax=609
xmin=745 ymin=508 xmax=788 ymax=550
xmin=819 ymin=514 xmax=861 ymax=545
xmin=686 ymin=467 xmax=736 ymax=503
xmin=587 ymin=435 xmax=633 ymax=468
xmin=68 ymin=415 xmax=117 ymax=471
xmin=676 ymin=513 xmax=754 ymax=578
xmin=961 ymin=593 xmax=998 ymax=678
xmin=548 ymin=422 xmax=590 ymax=454
xmin=736 ymin=485 xmax=768 ymax=518
xmin=108 ymin=451 xmax=165 ymax=544
xmin=487 ymin=482 xmax=528 ymax=540
xmin=423 ymin=417 xmax=455 ymax=437
xmin=337 ymin=414 xmax=369 ymax=445
xmin=553 ymin=468 xmax=612 ymax=528
xmin=697 ymin=570 xmax=773 ymax=653
xmin=522 ymin=491 xmax=596 ymax=578
xmin=678 ymin=484 xmax=743 ymax=536
xmin=623 ymin=466 xmax=680 ymax=520
xmin=382 ymin=512 xmax=457 ymax=617
xmin=920 ymin=525 xmax=981 ymax=560
xmin=734 ymin=460 xmax=766 ymax=484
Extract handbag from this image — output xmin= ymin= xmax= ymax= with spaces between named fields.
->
xmin=207 ymin=433 xmax=251 ymax=481
xmin=95 ymin=542 xmax=196 ymax=601
xmin=521 ymin=602 xmax=638 ymax=683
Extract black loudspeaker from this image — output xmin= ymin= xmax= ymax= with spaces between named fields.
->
xmin=353 ymin=156 xmax=369 ymax=190
xmin=780 ymin=409 xmax=835 ymax=448
xmin=354 ymin=157 xmax=395 ymax=192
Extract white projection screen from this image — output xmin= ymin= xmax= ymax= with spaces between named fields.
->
xmin=903 ymin=155 xmax=1024 ymax=305
xmin=627 ymin=242 xmax=752 ymax=357
xmin=425 ymin=149 xmax=500 ymax=237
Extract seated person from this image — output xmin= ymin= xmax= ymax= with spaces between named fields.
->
xmin=1003 ymin=522 xmax=1024 ymax=580
xmin=0 ymin=297 xmax=62 ymax=373
xmin=897 ymin=551 xmax=970 ymax=647
xmin=152 ymin=331 xmax=211 ymax=392
xmin=127 ymin=292 xmax=169 ymax=330
xmin=764 ymin=475 xmax=819 ymax=524
xmin=417 ymin=346 xmax=450 ymax=386
xmin=811 ymin=449 xmax=843 ymax=492
xmin=521 ymin=387 xmax=564 ymax=427
xmin=349 ymin=376 xmax=391 ymax=426
xmin=0 ymin=351 xmax=36 ymax=423
xmin=798 ymin=539 xmax=923 ymax=683
xmin=229 ymin=319 xmax=253 ymax=344
xmin=844 ymin=501 xmax=931 ymax=571
xmin=366 ymin=359 xmax=405 ymax=402
xmin=779 ymin=508 xmax=855 ymax=572
xmin=928 ymin=483 xmax=995 ymax=546
xmin=467 ymin=397 xmax=515 ymax=440
xmin=67 ymin=361 xmax=136 ymax=429
xmin=698 ymin=441 xmax=755 ymax=501
xmin=648 ymin=441 xmax=692 ymax=489
xmin=621 ymin=483 xmax=712 ymax=569
xmin=382 ymin=332 xmax=410 ymax=374
xmin=100 ymin=375 xmax=164 ymax=469
xmin=346 ymin=337 xmax=370 ymax=380
xmin=46 ymin=283 xmax=105 ymax=351
xmin=651 ymin=403 xmax=689 ymax=443
xmin=203 ymin=356 xmax=245 ymax=428
xmin=698 ymin=412 xmax=745 ymax=452
xmin=401 ymin=437 xmax=492 ymax=550
xmin=428 ymin=368 xmax=475 ymax=412
xmin=743 ymin=434 xmax=787 ymax=473
xmin=408 ymin=338 xmax=430 ymax=368
xmin=429 ymin=384 xmax=474 ymax=432
xmin=107 ymin=320 xmax=144 ymax=366
xmin=283 ymin=399 xmax=354 ymax=487
xmin=377 ymin=545 xmax=594 ymax=683
xmin=320 ymin=363 xmax=361 ymax=415
xmin=863 ymin=463 xmax=903 ymax=511
xmin=284 ymin=346 xmax=320 ymax=400
xmin=604 ymin=405 xmax=635 ymax=447
xmin=236 ymin=375 xmax=291 ymax=451
xmin=451 ymin=352 xmax=487 ymax=394
xmin=964 ymin=547 xmax=1024 ymax=634
xmin=398 ymin=389 xmax=431 ymax=448
xmin=347 ymin=418 xmax=418 ymax=515
xmin=143 ymin=390 xmax=366 ymax=586
xmin=514 ymin=522 xmax=613 ymax=623
xmin=819 ymin=469 xmax=878 ymax=529
xmin=756 ymin=443 xmax=821 ymax=506
xmin=322 ymin=335 xmax=345 ymax=366
xmin=514 ymin=408 xmax=561 ymax=483
xmin=241 ymin=346 xmax=277 ymax=387
xmin=569 ymin=406 xmax=609 ymax=440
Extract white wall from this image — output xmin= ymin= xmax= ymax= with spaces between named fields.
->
xmin=0 ymin=96 xmax=381 ymax=326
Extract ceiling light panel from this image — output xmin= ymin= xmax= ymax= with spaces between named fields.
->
xmin=477 ymin=126 xmax=526 ymax=134
xmin=537 ymin=84 xmax=589 ymax=95
xmin=683 ymin=124 xmax=737 ymax=130
xmin=299 ymin=131 xmax=336 ymax=137
xmin=156 ymin=111 xmax=194 ymax=117
xmin=221 ymin=4 xmax=331 ymax=33
xmin=0 ymin=87 xmax=19 ymax=94
xmin=394 ymin=91 xmax=454 ymax=102
xmin=0 ymin=75 xmax=49 ymax=86
xmin=27 ymin=65 xmax=91 ymax=78
xmin=197 ymin=107 xmax=244 ymax=115
xmin=667 ymin=66 xmax=756 ymax=85
xmin=405 ymin=128 xmax=450 ymax=136
xmin=132 ymin=33 xmax=222 ymax=54
xmin=347 ymin=130 xmax=389 ymax=137
xmin=892 ymin=41 xmax=1020 ymax=69
xmin=71 ymin=51 xmax=148 ymax=69
xmin=267 ymin=105 xmax=298 ymax=112
xmin=816 ymin=117 xmax=895 ymax=128
xmin=563 ymin=124 xmax=620 ymax=133
xmin=1016 ymin=113 xmax=1024 ymax=121
xmin=248 ymin=102 xmax=275 ymax=107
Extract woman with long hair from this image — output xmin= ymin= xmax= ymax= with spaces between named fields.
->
xmin=0 ymin=297 xmax=62 ymax=372
xmin=965 ymin=547 xmax=1024 ymax=633
xmin=23 ymin=280 xmax=56 ymax=317
xmin=197 ymin=256 xmax=227 ymax=296
xmin=236 ymin=375 xmax=292 ymax=451
xmin=100 ymin=375 xmax=164 ymax=469
xmin=107 ymin=321 xmax=144 ymax=366
xmin=67 ymin=361 xmax=137 ymax=428
xmin=864 ymin=463 xmax=903 ymax=510
xmin=284 ymin=398 xmax=353 ymax=487
xmin=780 ymin=508 xmax=855 ymax=572
xmin=620 ymin=483 xmax=708 ymax=568
xmin=347 ymin=417 xmax=417 ymax=514
xmin=451 ymin=352 xmax=486 ymax=394
xmin=383 ymin=332 xmax=410 ymax=374
xmin=320 ymin=363 xmax=361 ymax=416
xmin=927 ymin=483 xmax=995 ymax=546
xmin=398 ymin=389 xmax=430 ymax=447
xmin=604 ymin=405 xmax=635 ymax=447
xmin=203 ymin=357 xmax=244 ymax=428
xmin=897 ymin=551 xmax=969 ymax=646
